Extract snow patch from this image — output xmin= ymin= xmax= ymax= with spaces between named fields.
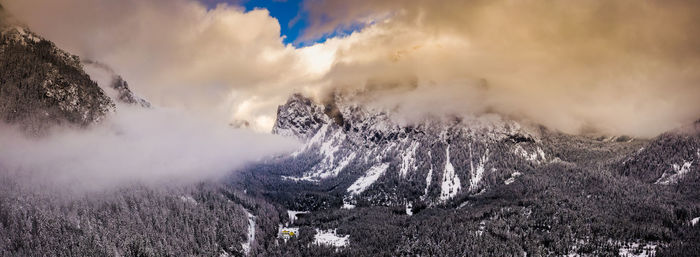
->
xmin=655 ymin=161 xmax=693 ymax=185
xmin=691 ymin=217 xmax=700 ymax=226
xmin=618 ymin=242 xmax=657 ymax=257
xmin=341 ymin=199 xmax=356 ymax=209
xmin=287 ymin=210 xmax=309 ymax=224
xmin=405 ymin=202 xmax=413 ymax=216
xmin=314 ymin=229 xmax=349 ymax=248
xmin=537 ymin=147 xmax=546 ymax=161
xmin=513 ymin=145 xmax=546 ymax=164
xmin=286 ymin=127 xmax=357 ymax=181
xmin=469 ymin=145 xmax=490 ymax=192
xmin=317 ymin=129 xmax=343 ymax=165
xmin=422 ymin=151 xmax=433 ymax=199
xmin=295 ymin=124 xmax=329 ymax=155
xmin=288 ymin=152 xmax=357 ymax=182
xmin=399 ymin=141 xmax=420 ymax=177
xmin=347 ymin=163 xmax=390 ymax=196
xmin=504 ymin=178 xmax=515 ymax=185
xmin=440 ymin=145 xmax=461 ymax=201
xmin=241 ymin=210 xmax=256 ymax=255
xmin=179 ymin=195 xmax=197 ymax=204
xmin=504 ymin=172 xmax=522 ymax=185
xmin=281 ymin=175 xmax=318 ymax=182
xmin=326 ymin=152 xmax=356 ymax=178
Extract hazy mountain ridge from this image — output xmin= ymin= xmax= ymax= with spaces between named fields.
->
xmin=82 ymin=59 xmax=152 ymax=108
xmin=618 ymin=121 xmax=700 ymax=185
xmin=0 ymin=17 xmax=114 ymax=134
xmin=0 ymin=9 xmax=152 ymax=134
xmin=108 ymin=75 xmax=151 ymax=108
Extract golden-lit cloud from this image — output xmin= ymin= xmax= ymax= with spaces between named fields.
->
xmin=300 ymin=0 xmax=700 ymax=136
xmin=3 ymin=0 xmax=319 ymax=130
xmin=3 ymin=0 xmax=700 ymax=136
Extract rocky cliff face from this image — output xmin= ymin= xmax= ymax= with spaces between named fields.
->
xmin=272 ymin=94 xmax=329 ymax=140
xmin=0 ymin=17 xmax=114 ymax=133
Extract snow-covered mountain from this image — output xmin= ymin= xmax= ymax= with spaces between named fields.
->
xmin=271 ymin=94 xmax=700 ymax=209
xmin=0 ymin=10 xmax=149 ymax=133
xmin=273 ymin=94 xmax=556 ymax=206
xmin=0 ymin=19 xmax=114 ymax=133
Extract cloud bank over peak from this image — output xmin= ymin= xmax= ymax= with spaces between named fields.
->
xmin=4 ymin=0 xmax=700 ymax=137
xmin=300 ymin=0 xmax=700 ymax=137
xmin=4 ymin=0 xmax=321 ymax=129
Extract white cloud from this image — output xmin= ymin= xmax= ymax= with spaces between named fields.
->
xmin=0 ymin=107 xmax=299 ymax=192
xmin=299 ymin=0 xmax=700 ymax=137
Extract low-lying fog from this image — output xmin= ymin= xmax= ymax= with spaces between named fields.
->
xmin=0 ymin=106 xmax=299 ymax=193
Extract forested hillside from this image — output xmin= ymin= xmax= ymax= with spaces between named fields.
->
xmin=0 ymin=15 xmax=113 ymax=134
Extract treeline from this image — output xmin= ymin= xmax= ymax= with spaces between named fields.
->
xmin=0 ymin=172 xmax=289 ymax=257
xmin=248 ymin=160 xmax=700 ymax=256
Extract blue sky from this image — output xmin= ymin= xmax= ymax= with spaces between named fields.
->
xmin=201 ymin=0 xmax=310 ymax=46
xmin=201 ymin=0 xmax=364 ymax=47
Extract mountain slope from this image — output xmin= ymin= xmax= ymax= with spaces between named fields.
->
xmin=271 ymin=94 xmax=696 ymax=209
xmin=617 ymin=121 xmax=700 ymax=185
xmin=271 ymin=94 xmax=580 ymax=207
xmin=0 ymin=17 xmax=114 ymax=133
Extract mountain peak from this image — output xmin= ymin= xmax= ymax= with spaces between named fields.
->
xmin=0 ymin=18 xmax=114 ymax=134
xmin=272 ymin=93 xmax=329 ymax=139
xmin=110 ymin=76 xmax=151 ymax=107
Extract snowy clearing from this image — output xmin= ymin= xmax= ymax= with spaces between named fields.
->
xmin=314 ymin=229 xmax=349 ymax=248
